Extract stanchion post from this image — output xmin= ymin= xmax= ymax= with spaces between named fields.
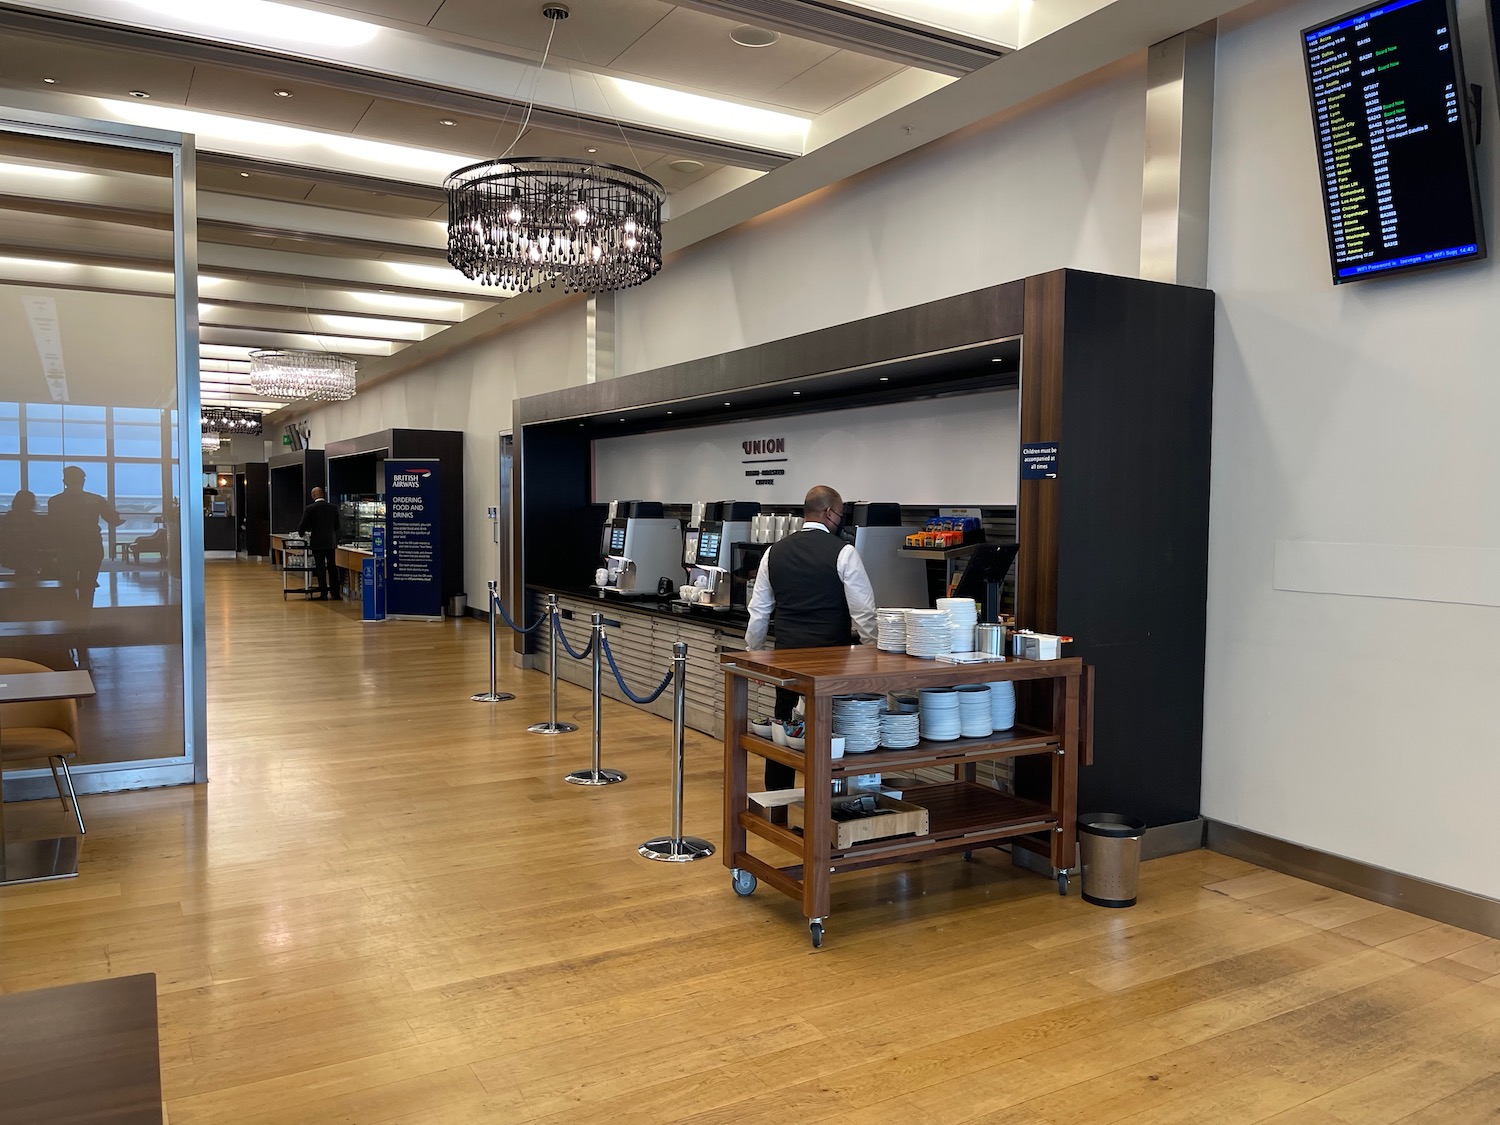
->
xmin=471 ymin=580 xmax=514 ymax=703
xmin=639 ymin=641 xmax=714 ymax=861
xmin=528 ymin=593 xmax=578 ymax=735
xmin=565 ymin=613 xmax=625 ymax=785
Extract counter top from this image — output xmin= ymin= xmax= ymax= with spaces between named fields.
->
xmin=530 ymin=585 xmax=753 ymax=631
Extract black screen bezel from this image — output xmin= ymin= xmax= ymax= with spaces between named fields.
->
xmin=1301 ymin=0 xmax=1488 ymax=284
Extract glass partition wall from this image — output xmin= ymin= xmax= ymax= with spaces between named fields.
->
xmin=0 ymin=108 xmax=204 ymax=802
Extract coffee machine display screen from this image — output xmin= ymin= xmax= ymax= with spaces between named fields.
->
xmin=698 ymin=531 xmax=721 ymax=564
xmin=609 ymin=525 xmax=626 ymax=553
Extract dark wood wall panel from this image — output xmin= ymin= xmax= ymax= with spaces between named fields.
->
xmin=1017 ymin=270 xmax=1066 ymax=635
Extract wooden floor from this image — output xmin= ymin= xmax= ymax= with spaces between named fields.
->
xmin=3 ymin=558 xmax=1500 ymax=1125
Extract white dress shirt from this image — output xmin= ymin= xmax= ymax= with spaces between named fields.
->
xmin=743 ymin=522 xmax=878 ymax=650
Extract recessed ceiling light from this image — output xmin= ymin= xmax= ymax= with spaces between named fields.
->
xmin=723 ymin=401 xmax=731 ymax=406
xmin=586 ymin=146 xmax=597 ymax=153
xmin=438 ymin=118 xmax=457 ymax=127
xmin=619 ymin=417 xmax=626 ymax=422
xmin=730 ymin=25 xmax=779 ymax=47
xmin=273 ymin=89 xmax=294 ymax=98
xmin=128 ymin=90 xmax=151 ymax=99
xmin=792 ymin=391 xmax=801 ymax=396
xmin=879 ymin=376 xmax=889 ymax=382
xmin=666 ymin=410 xmax=673 ymax=415
xmin=991 ymin=357 xmax=1003 ymax=363
xmin=668 ymin=158 xmax=704 ymax=174
xmin=239 ymin=171 xmax=251 ymax=178
xmin=42 ymin=77 xmax=56 ymax=84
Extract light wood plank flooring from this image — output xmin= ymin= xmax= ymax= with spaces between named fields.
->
xmin=3 ymin=559 xmax=1499 ymax=1125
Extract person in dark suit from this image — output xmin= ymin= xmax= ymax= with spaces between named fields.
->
xmin=48 ymin=467 xmax=124 ymax=614
xmin=297 ymin=487 xmax=342 ymax=600
xmin=743 ymin=484 xmax=877 ymax=789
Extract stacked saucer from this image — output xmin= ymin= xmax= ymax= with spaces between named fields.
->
xmin=876 ymin=608 xmax=908 ymax=653
xmin=956 ymin=684 xmax=994 ymax=737
xmin=938 ymin=597 xmax=979 ymax=654
xmin=832 ymin=693 xmax=884 ymax=753
xmin=988 ymin=681 xmax=1017 ymax=731
xmin=879 ymin=708 xmax=920 ymax=749
xmin=918 ymin=687 xmax=962 ymax=741
xmin=904 ymin=609 xmax=952 ymax=658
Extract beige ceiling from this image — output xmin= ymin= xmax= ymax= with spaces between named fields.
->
xmin=0 ymin=0 xmax=1223 ymax=413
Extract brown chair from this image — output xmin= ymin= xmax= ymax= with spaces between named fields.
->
xmin=0 ymin=657 xmax=85 ymax=834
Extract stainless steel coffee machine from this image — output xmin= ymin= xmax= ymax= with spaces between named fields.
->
xmin=847 ymin=501 xmax=929 ymax=609
xmin=595 ymin=500 xmax=683 ymax=597
xmin=681 ymin=500 xmax=758 ymax=608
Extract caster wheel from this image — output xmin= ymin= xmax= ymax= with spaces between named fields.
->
xmin=962 ymin=850 xmax=973 ymax=862
xmin=731 ymin=868 xmax=757 ymax=896
xmin=1057 ymin=872 xmax=1070 ymax=896
xmin=809 ymin=921 xmax=824 ymax=948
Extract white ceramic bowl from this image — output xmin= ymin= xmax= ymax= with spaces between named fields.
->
xmin=749 ymin=718 xmax=774 ymax=738
xmin=786 ymin=734 xmax=806 ymax=751
xmin=830 ymin=735 xmax=845 ymax=759
xmin=770 ymin=721 xmax=789 ymax=747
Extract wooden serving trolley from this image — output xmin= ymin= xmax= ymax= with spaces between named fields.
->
xmin=722 ymin=647 xmax=1090 ymax=947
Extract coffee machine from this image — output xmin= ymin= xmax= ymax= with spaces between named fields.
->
xmin=847 ymin=502 xmax=929 ymax=608
xmin=595 ymin=500 xmax=683 ymax=597
xmin=682 ymin=500 xmax=758 ymax=608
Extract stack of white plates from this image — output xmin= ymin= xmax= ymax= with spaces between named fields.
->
xmin=938 ymin=597 xmax=979 ymax=654
xmin=956 ymin=684 xmax=994 ymax=737
xmin=904 ymin=609 xmax=952 ymax=658
xmin=832 ymin=693 xmax=884 ymax=753
xmin=988 ymin=681 xmax=1017 ymax=731
xmin=879 ymin=709 xmax=920 ymax=749
xmin=918 ymin=687 xmax=962 ymax=741
xmin=876 ymin=608 xmax=908 ymax=653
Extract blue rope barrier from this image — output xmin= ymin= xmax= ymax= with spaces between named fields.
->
xmin=600 ymin=633 xmax=673 ymax=705
xmin=492 ymin=593 xmax=547 ymax=635
xmin=555 ymin=619 xmax=593 ymax=661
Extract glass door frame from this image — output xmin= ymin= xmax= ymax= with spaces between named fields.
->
xmin=0 ymin=104 xmax=206 ymax=792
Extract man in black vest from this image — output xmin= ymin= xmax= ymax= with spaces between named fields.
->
xmin=744 ymin=484 xmax=877 ymax=789
xmin=297 ymin=487 xmax=342 ymax=600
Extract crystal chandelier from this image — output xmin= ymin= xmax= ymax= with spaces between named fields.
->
xmin=201 ymin=431 xmax=224 ymax=453
xmin=444 ymin=6 xmax=666 ymax=295
xmin=201 ymin=406 xmax=263 ymax=436
xmin=249 ymin=350 xmax=357 ymax=402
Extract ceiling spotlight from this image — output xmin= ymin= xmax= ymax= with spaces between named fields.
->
xmin=42 ymin=77 xmax=56 ymax=84
xmin=879 ymin=376 xmax=889 ymax=382
xmin=730 ymin=25 xmax=779 ymax=47
xmin=239 ymin=172 xmax=251 ymax=178
xmin=273 ymin=89 xmax=294 ymax=98
xmin=586 ymin=147 xmax=597 ymax=154
xmin=723 ymin=401 xmax=731 ymax=407
xmin=438 ymin=118 xmax=457 ymax=126
xmin=792 ymin=391 xmax=801 ymax=396
xmin=668 ymin=158 xmax=704 ymax=174
xmin=128 ymin=90 xmax=151 ymax=99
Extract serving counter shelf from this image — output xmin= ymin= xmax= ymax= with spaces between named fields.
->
xmin=722 ymin=646 xmax=1090 ymax=946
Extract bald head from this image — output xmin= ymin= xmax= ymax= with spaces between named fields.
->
xmin=311 ymin=487 xmax=325 ymax=501
xmin=803 ymin=485 xmax=842 ymax=522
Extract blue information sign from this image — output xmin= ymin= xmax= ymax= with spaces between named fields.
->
xmin=383 ymin=460 xmax=443 ymax=618
xmin=361 ymin=555 xmax=386 ymax=622
xmin=1020 ymin=441 xmax=1060 ymax=480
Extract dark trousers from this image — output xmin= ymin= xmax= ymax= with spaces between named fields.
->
xmin=766 ymin=686 xmax=801 ymax=790
xmin=312 ymin=548 xmax=339 ymax=598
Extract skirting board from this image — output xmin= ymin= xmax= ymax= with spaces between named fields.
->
xmin=1207 ymin=820 xmax=1500 ymax=941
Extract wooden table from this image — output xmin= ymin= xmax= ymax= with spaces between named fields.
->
xmin=722 ymin=647 xmax=1090 ymax=946
xmin=0 ymin=973 xmax=163 ymax=1124
xmin=0 ymin=668 xmax=95 ymax=885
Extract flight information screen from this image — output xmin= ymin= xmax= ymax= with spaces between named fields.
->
xmin=1302 ymin=0 xmax=1485 ymax=282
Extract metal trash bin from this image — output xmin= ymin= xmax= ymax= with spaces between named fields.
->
xmin=448 ymin=593 xmax=467 ymax=618
xmin=1079 ymin=814 xmax=1145 ymax=908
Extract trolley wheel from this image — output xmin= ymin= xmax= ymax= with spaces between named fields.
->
xmin=962 ymin=849 xmax=973 ymax=862
xmin=1057 ymin=872 xmax=1070 ymax=896
xmin=809 ymin=921 xmax=824 ymax=948
xmin=731 ymin=868 xmax=757 ymax=896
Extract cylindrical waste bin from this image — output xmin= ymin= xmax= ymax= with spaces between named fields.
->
xmin=448 ymin=593 xmax=467 ymax=618
xmin=1079 ymin=814 xmax=1145 ymax=908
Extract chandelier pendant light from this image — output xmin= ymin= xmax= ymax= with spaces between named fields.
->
xmin=249 ymin=349 xmax=358 ymax=402
xmin=201 ymin=406 xmax=262 ymax=454
xmin=201 ymin=432 xmax=224 ymax=454
xmin=444 ymin=5 xmax=667 ymax=295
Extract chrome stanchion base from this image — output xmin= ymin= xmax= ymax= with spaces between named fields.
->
xmin=638 ymin=836 xmax=715 ymax=863
xmin=565 ymin=768 xmax=626 ymax=786
xmin=471 ymin=691 xmax=515 ymax=702
xmin=528 ymin=720 xmax=579 ymax=734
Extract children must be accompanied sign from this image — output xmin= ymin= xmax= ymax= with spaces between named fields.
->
xmin=1020 ymin=442 xmax=1060 ymax=480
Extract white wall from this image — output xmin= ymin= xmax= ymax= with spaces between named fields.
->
xmin=616 ymin=60 xmax=1148 ymax=374
xmin=287 ymin=305 xmax=588 ymax=598
xmin=593 ymin=390 xmax=1019 ymax=506
xmin=1204 ymin=0 xmax=1500 ymax=896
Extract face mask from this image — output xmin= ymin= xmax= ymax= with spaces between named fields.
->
xmin=828 ymin=511 xmax=847 ymax=538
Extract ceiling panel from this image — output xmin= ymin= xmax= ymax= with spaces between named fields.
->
xmin=429 ymin=0 xmax=675 ymax=66
xmin=0 ymin=132 xmax=174 ymax=180
xmin=0 ymin=210 xmax=171 ymax=262
xmin=197 ymin=165 xmax=318 ymax=203
xmin=763 ymin=49 xmax=904 ymax=114
xmin=321 ymin=0 xmax=445 ymax=21
xmin=610 ymin=8 xmax=837 ymax=101
xmin=641 ymin=154 xmax=719 ymax=192
xmin=304 ymin=183 xmax=445 ymax=219
xmin=506 ymin=125 xmax=670 ymax=171
xmin=185 ymin=68 xmax=378 ymax=134
xmin=0 ymin=34 xmax=196 ymax=105
xmin=351 ymin=97 xmax=513 ymax=158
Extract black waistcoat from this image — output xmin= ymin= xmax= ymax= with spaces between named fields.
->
xmin=767 ymin=529 xmax=852 ymax=649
